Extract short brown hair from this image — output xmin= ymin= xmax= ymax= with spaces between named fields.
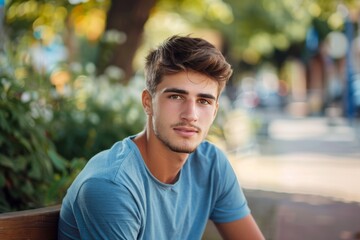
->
xmin=145 ymin=35 xmax=233 ymax=96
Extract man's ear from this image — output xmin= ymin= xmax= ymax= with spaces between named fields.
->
xmin=142 ymin=90 xmax=152 ymax=115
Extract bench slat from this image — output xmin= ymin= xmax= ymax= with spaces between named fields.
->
xmin=0 ymin=205 xmax=61 ymax=240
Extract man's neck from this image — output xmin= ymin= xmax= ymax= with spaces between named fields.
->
xmin=133 ymin=130 xmax=188 ymax=184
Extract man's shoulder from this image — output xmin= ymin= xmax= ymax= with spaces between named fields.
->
xmin=80 ymin=137 xmax=140 ymax=181
xmin=63 ymin=136 xmax=145 ymax=203
xmin=196 ymin=140 xmax=226 ymax=158
xmin=90 ymin=138 xmax=132 ymax=165
xmin=189 ymin=141 xmax=229 ymax=169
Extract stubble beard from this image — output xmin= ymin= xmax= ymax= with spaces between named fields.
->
xmin=153 ymin=122 xmax=204 ymax=154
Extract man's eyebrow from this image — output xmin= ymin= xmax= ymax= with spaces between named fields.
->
xmin=163 ymin=88 xmax=188 ymax=95
xmin=198 ymin=93 xmax=217 ymax=100
xmin=163 ymin=88 xmax=216 ymax=100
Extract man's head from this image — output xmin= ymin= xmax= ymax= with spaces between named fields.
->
xmin=142 ymin=35 xmax=233 ymax=154
xmin=145 ymin=35 xmax=233 ymax=97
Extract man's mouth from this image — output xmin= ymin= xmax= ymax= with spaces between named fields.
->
xmin=172 ymin=124 xmax=200 ymax=137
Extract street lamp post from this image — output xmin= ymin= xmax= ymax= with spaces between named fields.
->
xmin=345 ymin=15 xmax=355 ymax=121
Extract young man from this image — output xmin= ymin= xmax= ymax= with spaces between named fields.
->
xmin=58 ymin=35 xmax=264 ymax=239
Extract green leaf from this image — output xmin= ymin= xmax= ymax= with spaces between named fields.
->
xmin=14 ymin=156 xmax=28 ymax=171
xmin=0 ymin=113 xmax=12 ymax=133
xmin=28 ymin=158 xmax=42 ymax=180
xmin=0 ymin=155 xmax=15 ymax=169
xmin=0 ymin=173 xmax=6 ymax=188
xmin=48 ymin=149 xmax=67 ymax=172
xmin=16 ymin=133 xmax=33 ymax=152
xmin=21 ymin=180 xmax=35 ymax=196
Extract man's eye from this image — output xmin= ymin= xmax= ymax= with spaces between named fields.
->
xmin=169 ymin=95 xmax=182 ymax=100
xmin=198 ymin=99 xmax=211 ymax=105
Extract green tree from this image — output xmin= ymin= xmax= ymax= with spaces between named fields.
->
xmin=97 ymin=0 xmax=157 ymax=82
xmin=219 ymin=0 xmax=358 ymax=65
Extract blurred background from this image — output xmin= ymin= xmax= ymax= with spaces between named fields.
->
xmin=1 ymin=0 xmax=360 ymax=239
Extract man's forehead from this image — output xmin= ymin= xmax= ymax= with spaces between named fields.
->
xmin=156 ymin=72 xmax=219 ymax=95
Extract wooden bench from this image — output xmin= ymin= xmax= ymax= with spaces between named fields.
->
xmin=0 ymin=205 xmax=61 ymax=240
xmin=0 ymin=205 xmax=221 ymax=239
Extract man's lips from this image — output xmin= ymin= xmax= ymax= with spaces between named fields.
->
xmin=172 ymin=124 xmax=200 ymax=137
xmin=173 ymin=126 xmax=198 ymax=132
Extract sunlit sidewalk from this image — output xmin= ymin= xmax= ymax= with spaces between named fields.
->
xmin=229 ymin=115 xmax=360 ymax=203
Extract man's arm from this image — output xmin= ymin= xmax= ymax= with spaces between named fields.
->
xmin=215 ymin=214 xmax=265 ymax=240
xmin=74 ymin=178 xmax=141 ymax=239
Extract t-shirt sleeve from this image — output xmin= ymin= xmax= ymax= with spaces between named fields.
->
xmin=74 ymin=178 xmax=141 ymax=239
xmin=209 ymin=150 xmax=250 ymax=223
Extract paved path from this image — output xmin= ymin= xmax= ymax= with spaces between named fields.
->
xmin=244 ymin=189 xmax=360 ymax=240
xmin=231 ymin=115 xmax=360 ymax=202
xmin=213 ymin=112 xmax=360 ymax=240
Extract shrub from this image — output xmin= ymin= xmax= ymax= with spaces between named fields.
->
xmin=0 ymin=76 xmax=68 ymax=212
xmin=48 ymin=64 xmax=146 ymax=160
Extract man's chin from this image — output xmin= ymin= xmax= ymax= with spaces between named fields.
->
xmin=155 ymin=131 xmax=201 ymax=154
xmin=170 ymin=148 xmax=195 ymax=154
xmin=167 ymin=142 xmax=198 ymax=154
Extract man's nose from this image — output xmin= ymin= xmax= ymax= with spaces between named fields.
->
xmin=180 ymin=99 xmax=198 ymax=122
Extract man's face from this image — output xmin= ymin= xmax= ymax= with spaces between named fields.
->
xmin=145 ymin=71 xmax=219 ymax=153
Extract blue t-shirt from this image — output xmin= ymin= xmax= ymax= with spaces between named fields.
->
xmin=58 ymin=136 xmax=250 ymax=239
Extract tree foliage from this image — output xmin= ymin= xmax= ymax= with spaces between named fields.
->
xmin=1 ymin=0 xmax=145 ymax=212
xmin=220 ymin=0 xmax=359 ymax=64
xmin=151 ymin=0 xmax=359 ymax=66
